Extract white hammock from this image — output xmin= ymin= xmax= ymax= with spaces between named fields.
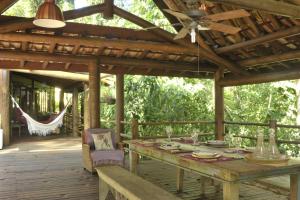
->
xmin=11 ymin=97 xmax=70 ymax=136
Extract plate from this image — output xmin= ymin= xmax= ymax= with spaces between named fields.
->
xmin=206 ymin=140 xmax=228 ymax=148
xmin=192 ymin=151 xmax=221 ymax=159
xmin=159 ymin=143 xmax=180 ymax=150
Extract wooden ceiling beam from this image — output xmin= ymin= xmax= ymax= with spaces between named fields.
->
xmin=0 ymin=49 xmax=216 ymax=73
xmin=113 ymin=5 xmax=249 ymax=75
xmin=0 ymin=32 xmax=201 ymax=57
xmin=0 ymin=60 xmax=88 ymax=72
xmin=239 ymin=50 xmax=300 ymax=67
xmin=0 ymin=49 xmax=95 ymax=65
xmin=0 ymin=3 xmax=106 ymax=33
xmin=0 ymin=59 xmax=212 ymax=79
xmin=216 ymin=26 xmax=300 ymax=54
xmin=206 ymin=0 xmax=300 ymax=18
xmin=220 ymin=67 xmax=300 ymax=86
xmin=0 ymin=0 xmax=19 ymax=14
xmin=0 ymin=16 xmax=166 ymax=42
xmin=99 ymin=56 xmax=217 ymax=72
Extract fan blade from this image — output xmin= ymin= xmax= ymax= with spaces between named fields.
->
xmin=204 ymin=9 xmax=250 ymax=22
xmin=174 ymin=28 xmax=189 ymax=40
xmin=163 ymin=9 xmax=192 ymax=20
xmin=208 ymin=22 xmax=241 ymax=34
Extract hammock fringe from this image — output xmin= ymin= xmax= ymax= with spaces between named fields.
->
xmin=11 ymin=97 xmax=70 ymax=136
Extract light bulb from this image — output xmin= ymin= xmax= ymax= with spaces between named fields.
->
xmin=191 ymin=28 xmax=196 ymax=43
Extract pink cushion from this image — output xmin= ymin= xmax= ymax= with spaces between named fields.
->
xmin=91 ymin=149 xmax=124 ymax=166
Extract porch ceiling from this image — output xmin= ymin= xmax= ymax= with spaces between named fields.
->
xmin=1 ymin=0 xmax=300 ymax=84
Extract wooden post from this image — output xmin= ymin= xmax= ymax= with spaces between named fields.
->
xmin=59 ymin=88 xmax=64 ymax=112
xmin=115 ymin=74 xmax=124 ymax=143
xmin=51 ymin=88 xmax=55 ymax=113
xmin=83 ymin=83 xmax=90 ymax=130
xmin=35 ymin=92 xmax=39 ymax=114
xmin=89 ymin=61 xmax=100 ymax=128
xmin=29 ymin=80 xmax=34 ymax=114
xmin=290 ymin=174 xmax=300 ymax=200
xmin=72 ymin=88 xmax=79 ymax=137
xmin=176 ymin=168 xmax=184 ymax=192
xmin=269 ymin=120 xmax=277 ymax=135
xmin=103 ymin=0 xmax=114 ymax=19
xmin=130 ymin=118 xmax=139 ymax=174
xmin=0 ymin=70 xmax=10 ymax=146
xmin=215 ymin=69 xmax=224 ymax=140
xmin=131 ymin=118 xmax=139 ymax=139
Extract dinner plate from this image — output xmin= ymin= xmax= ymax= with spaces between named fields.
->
xmin=159 ymin=143 xmax=180 ymax=150
xmin=192 ymin=151 xmax=221 ymax=159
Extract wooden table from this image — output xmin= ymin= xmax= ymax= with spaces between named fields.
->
xmin=125 ymin=139 xmax=300 ymax=200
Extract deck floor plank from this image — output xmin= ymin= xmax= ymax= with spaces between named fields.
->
xmin=0 ymin=137 xmax=289 ymax=200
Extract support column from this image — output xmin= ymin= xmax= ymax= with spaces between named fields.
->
xmin=115 ymin=74 xmax=124 ymax=143
xmin=215 ymin=69 xmax=224 ymax=140
xmin=29 ymin=80 xmax=34 ymax=114
xmin=89 ymin=61 xmax=100 ymax=128
xmin=72 ymin=88 xmax=79 ymax=137
xmin=0 ymin=70 xmax=10 ymax=146
xmin=59 ymin=88 xmax=64 ymax=112
xmin=84 ymin=83 xmax=90 ymax=130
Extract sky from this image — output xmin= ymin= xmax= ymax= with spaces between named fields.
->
xmin=74 ymin=0 xmax=89 ymax=9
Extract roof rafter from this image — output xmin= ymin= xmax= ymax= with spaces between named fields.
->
xmin=0 ymin=3 xmax=106 ymax=33
xmin=220 ymin=67 xmax=300 ymax=86
xmin=0 ymin=16 xmax=166 ymax=42
xmin=113 ymin=5 xmax=249 ymax=76
xmin=0 ymin=0 xmax=19 ymax=14
xmin=238 ymin=50 xmax=300 ymax=67
xmin=216 ymin=26 xmax=300 ymax=54
xmin=206 ymin=0 xmax=300 ymax=18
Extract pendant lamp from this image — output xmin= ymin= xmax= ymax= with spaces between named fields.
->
xmin=33 ymin=0 xmax=65 ymax=28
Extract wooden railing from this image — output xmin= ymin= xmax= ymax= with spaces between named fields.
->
xmin=66 ymin=114 xmax=300 ymax=147
xmin=117 ymin=119 xmax=300 ymax=147
xmin=120 ymin=119 xmax=215 ymax=140
xmin=224 ymin=120 xmax=300 ymax=145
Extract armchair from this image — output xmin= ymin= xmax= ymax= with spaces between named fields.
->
xmin=82 ymin=128 xmax=124 ymax=173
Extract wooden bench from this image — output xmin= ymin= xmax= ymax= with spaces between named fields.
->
xmin=96 ymin=166 xmax=182 ymax=200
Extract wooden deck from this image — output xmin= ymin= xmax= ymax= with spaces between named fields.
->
xmin=0 ymin=137 xmax=289 ymax=200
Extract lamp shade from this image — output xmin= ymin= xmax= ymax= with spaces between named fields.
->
xmin=33 ymin=0 xmax=65 ymax=28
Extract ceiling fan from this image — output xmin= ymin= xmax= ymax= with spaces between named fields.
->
xmin=163 ymin=4 xmax=250 ymax=43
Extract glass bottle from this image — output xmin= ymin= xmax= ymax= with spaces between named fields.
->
xmin=254 ymin=131 xmax=266 ymax=159
xmin=268 ymin=128 xmax=280 ymax=159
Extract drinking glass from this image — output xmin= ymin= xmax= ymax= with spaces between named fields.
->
xmin=166 ymin=126 xmax=173 ymax=142
xmin=191 ymin=130 xmax=199 ymax=145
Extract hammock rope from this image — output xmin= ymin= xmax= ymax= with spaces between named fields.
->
xmin=11 ymin=96 xmax=70 ymax=136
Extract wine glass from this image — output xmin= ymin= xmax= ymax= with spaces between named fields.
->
xmin=191 ymin=130 xmax=199 ymax=145
xmin=166 ymin=126 xmax=173 ymax=142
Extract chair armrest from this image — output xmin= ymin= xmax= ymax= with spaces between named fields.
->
xmin=82 ymin=144 xmax=91 ymax=156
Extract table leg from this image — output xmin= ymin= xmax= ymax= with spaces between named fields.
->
xmin=99 ymin=178 xmax=109 ymax=200
xmin=129 ymin=150 xmax=138 ymax=174
xmin=223 ymin=181 xmax=239 ymax=200
xmin=176 ymin=168 xmax=184 ymax=192
xmin=291 ymin=174 xmax=300 ymax=200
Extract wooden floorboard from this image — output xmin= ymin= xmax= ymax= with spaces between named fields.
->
xmin=0 ymin=137 xmax=289 ymax=200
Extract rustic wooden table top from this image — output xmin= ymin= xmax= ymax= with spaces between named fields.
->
xmin=125 ymin=139 xmax=300 ymax=182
